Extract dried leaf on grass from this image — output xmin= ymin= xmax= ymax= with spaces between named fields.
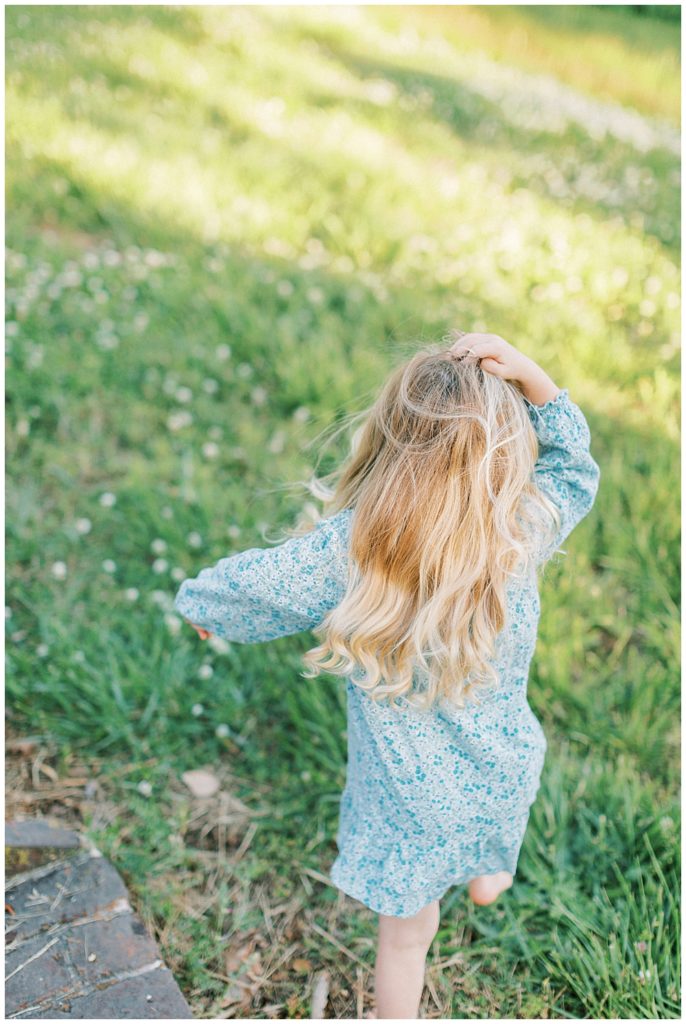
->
xmin=181 ymin=768 xmax=221 ymax=798
xmin=311 ymin=969 xmax=330 ymax=1019
xmin=292 ymin=957 xmax=312 ymax=972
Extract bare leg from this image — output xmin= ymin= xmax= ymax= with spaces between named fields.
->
xmin=468 ymin=870 xmax=513 ymax=906
xmin=372 ymin=899 xmax=439 ymax=1019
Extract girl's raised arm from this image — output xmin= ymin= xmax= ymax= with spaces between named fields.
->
xmin=450 ymin=332 xmax=601 ymax=566
xmin=523 ymin=387 xmax=601 ymax=566
xmin=173 ymin=513 xmax=349 ymax=643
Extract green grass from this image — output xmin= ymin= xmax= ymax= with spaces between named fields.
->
xmin=5 ymin=3 xmax=680 ymax=1019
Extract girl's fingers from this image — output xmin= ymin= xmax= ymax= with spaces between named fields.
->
xmin=186 ymin=621 xmax=213 ymax=640
xmin=479 ymin=357 xmax=508 ymax=377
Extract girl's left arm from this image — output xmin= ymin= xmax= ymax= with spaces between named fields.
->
xmin=173 ymin=514 xmax=349 ymax=643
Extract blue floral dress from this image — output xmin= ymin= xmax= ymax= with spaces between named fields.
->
xmin=173 ymin=388 xmax=600 ymax=917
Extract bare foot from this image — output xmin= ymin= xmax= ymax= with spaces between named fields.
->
xmin=468 ymin=870 xmax=513 ymax=906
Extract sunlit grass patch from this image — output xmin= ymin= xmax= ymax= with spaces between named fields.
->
xmin=5 ymin=3 xmax=680 ymax=1018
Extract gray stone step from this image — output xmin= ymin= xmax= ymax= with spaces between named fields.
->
xmin=5 ymin=819 xmax=193 ymax=1019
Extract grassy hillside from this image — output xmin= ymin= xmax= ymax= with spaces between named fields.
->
xmin=5 ymin=4 xmax=680 ymax=1018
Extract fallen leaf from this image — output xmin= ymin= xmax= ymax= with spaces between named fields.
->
xmin=311 ymin=969 xmax=330 ymax=1019
xmin=181 ymin=769 xmax=220 ymax=798
xmin=293 ymin=958 xmax=312 ymax=972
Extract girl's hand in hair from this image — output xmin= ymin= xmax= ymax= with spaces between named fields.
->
xmin=449 ymin=332 xmax=561 ymax=406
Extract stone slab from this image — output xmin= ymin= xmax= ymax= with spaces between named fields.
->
xmin=8 ymin=965 xmax=193 ymax=1019
xmin=4 ymin=819 xmax=193 ymax=1019
xmin=6 ymin=820 xmax=82 ymax=849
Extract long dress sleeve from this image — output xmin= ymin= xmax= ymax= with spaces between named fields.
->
xmin=172 ymin=513 xmax=350 ymax=643
xmin=523 ymin=387 xmax=601 ymax=566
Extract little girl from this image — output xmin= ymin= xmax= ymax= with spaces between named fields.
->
xmin=173 ymin=332 xmax=601 ymax=1019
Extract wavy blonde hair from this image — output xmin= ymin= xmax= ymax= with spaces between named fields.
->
xmin=293 ymin=335 xmax=560 ymax=711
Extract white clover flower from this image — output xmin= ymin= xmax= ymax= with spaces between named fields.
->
xmin=251 ymin=386 xmax=268 ymax=407
xmin=292 ymin=406 xmax=310 ymax=424
xmin=215 ymin=723 xmax=230 ymax=738
xmin=134 ymin=312 xmax=149 ymax=332
xmin=96 ymin=334 xmax=119 ymax=351
xmin=73 ymin=650 xmax=85 ymax=663
xmin=103 ymin=249 xmax=122 ymax=267
xmin=167 ymin=411 xmax=193 ymax=431
xmin=175 ymin=386 xmax=193 ymax=404
xmin=202 ymin=378 xmax=219 ymax=394
xmin=277 ymin=279 xmax=294 ymax=297
xmin=227 ymin=524 xmax=241 ymax=539
xmin=187 ymin=532 xmax=202 ymax=549
xmin=16 ymin=418 xmax=30 ymax=438
xmin=152 ymin=558 xmax=169 ymax=574
xmin=125 ymin=587 xmax=140 ymax=601
xmin=75 ymin=517 xmax=92 ymax=535
xmin=151 ymin=590 xmax=172 ymax=608
xmin=191 ymin=702 xmax=204 ymax=716
xmin=99 ymin=492 xmax=117 ymax=508
xmin=215 ymin=343 xmax=231 ymax=361
xmin=171 ymin=567 xmax=186 ymax=582
xmin=161 ymin=506 xmax=173 ymax=520
xmin=202 ymin=442 xmax=219 ymax=459
xmin=236 ymin=362 xmax=253 ymax=379
xmin=208 ymin=635 xmax=230 ymax=654
xmin=144 ymin=249 xmax=167 ymax=267
xmin=51 ymin=561 xmax=68 ymax=580
xmin=198 ymin=664 xmax=214 ymax=680
xmin=307 ymin=286 xmax=325 ymax=305
xmin=164 ymin=613 xmax=181 ymax=635
xmin=267 ymin=430 xmax=285 ymax=454
xmin=5 ymin=321 xmax=19 ymax=337
xmin=102 ymin=559 xmax=117 ymax=574
xmin=137 ymin=780 xmax=153 ymax=797
xmin=27 ymin=345 xmax=45 ymax=368
xmin=36 ymin=643 xmax=49 ymax=657
xmin=61 ymin=269 xmax=83 ymax=288
xmin=151 ymin=538 xmax=167 ymax=555
xmin=5 ymin=606 xmax=12 ymax=619
xmin=208 ymin=425 xmax=223 ymax=440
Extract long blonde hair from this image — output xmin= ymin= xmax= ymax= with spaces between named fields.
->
xmin=295 ymin=336 xmax=560 ymax=711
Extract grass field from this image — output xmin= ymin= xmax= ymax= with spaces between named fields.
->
xmin=5 ymin=4 xmax=680 ymax=1019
